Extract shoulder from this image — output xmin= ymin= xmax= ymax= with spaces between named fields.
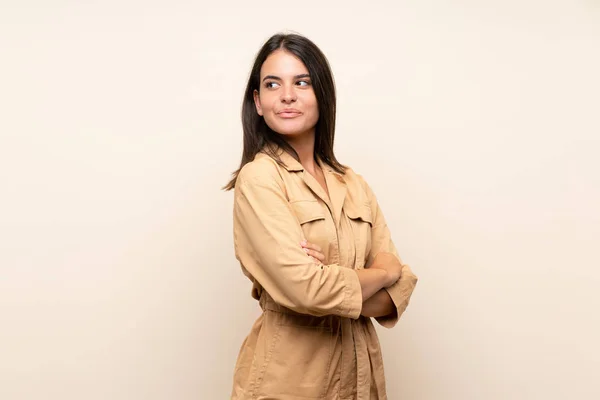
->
xmin=236 ymin=152 xmax=285 ymax=189
xmin=341 ymin=166 xmax=371 ymax=193
xmin=344 ymin=168 xmax=377 ymax=211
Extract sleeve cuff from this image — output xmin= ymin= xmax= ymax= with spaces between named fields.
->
xmin=375 ymin=264 xmax=418 ymax=328
xmin=339 ymin=266 xmax=363 ymax=319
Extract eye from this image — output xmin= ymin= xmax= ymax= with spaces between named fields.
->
xmin=265 ymin=81 xmax=280 ymax=89
xmin=297 ymin=80 xmax=311 ymax=87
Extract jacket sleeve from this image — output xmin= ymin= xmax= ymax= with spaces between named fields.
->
xmin=360 ymin=175 xmax=418 ymax=328
xmin=233 ymin=168 xmax=363 ymax=319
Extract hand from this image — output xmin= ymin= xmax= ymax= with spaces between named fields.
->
xmin=300 ymin=240 xmax=326 ymax=265
xmin=369 ymin=252 xmax=403 ymax=287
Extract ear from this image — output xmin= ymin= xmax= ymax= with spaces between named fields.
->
xmin=253 ymin=89 xmax=263 ymax=116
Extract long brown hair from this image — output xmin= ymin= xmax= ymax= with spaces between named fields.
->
xmin=223 ymin=33 xmax=346 ymax=191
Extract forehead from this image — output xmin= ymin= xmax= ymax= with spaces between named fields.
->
xmin=260 ymin=49 xmax=309 ymax=78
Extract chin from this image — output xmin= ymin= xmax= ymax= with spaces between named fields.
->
xmin=275 ymin=127 xmax=302 ymax=135
xmin=273 ymin=127 xmax=312 ymax=138
xmin=271 ymin=120 xmax=318 ymax=137
xmin=267 ymin=121 xmax=307 ymax=137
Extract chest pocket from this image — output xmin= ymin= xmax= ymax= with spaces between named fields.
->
xmin=291 ymin=200 xmax=325 ymax=224
xmin=290 ymin=200 xmax=330 ymax=259
xmin=345 ymin=202 xmax=373 ymax=269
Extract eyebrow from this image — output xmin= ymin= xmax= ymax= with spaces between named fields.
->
xmin=262 ymin=73 xmax=311 ymax=82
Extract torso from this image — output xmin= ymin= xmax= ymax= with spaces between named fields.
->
xmin=312 ymin=164 xmax=330 ymax=200
xmin=231 ymin=149 xmax=389 ymax=399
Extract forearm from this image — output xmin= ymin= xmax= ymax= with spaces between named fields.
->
xmin=361 ymin=288 xmax=396 ymax=318
xmin=355 ymin=269 xmax=390 ymax=302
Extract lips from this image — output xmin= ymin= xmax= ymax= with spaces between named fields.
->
xmin=277 ymin=109 xmax=302 ymax=118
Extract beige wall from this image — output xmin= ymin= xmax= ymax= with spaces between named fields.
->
xmin=1 ymin=1 xmax=599 ymax=399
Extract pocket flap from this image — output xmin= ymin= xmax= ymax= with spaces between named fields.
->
xmin=291 ymin=201 xmax=326 ymax=224
xmin=345 ymin=203 xmax=373 ymax=225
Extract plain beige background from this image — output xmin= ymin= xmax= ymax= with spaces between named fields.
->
xmin=1 ymin=1 xmax=599 ymax=399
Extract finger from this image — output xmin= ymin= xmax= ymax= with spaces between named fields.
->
xmin=301 ymin=241 xmax=322 ymax=253
xmin=304 ymin=248 xmax=325 ymax=262
xmin=311 ymin=256 xmax=325 ymax=266
xmin=312 ymin=250 xmax=326 ymax=262
xmin=308 ymin=256 xmax=322 ymax=265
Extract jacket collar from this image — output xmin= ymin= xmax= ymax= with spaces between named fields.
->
xmin=259 ymin=144 xmax=347 ymax=227
xmin=262 ymin=144 xmax=344 ymax=177
xmin=273 ymin=146 xmax=304 ymax=172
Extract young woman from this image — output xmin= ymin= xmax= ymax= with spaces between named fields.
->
xmin=224 ymin=33 xmax=418 ymax=400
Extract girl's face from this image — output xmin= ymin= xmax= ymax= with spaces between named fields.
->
xmin=254 ymin=49 xmax=319 ymax=139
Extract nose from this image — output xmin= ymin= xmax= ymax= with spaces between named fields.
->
xmin=281 ymin=84 xmax=297 ymax=103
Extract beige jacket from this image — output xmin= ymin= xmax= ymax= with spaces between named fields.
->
xmin=231 ymin=147 xmax=418 ymax=400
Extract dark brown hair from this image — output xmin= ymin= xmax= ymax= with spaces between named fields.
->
xmin=223 ymin=33 xmax=346 ymax=191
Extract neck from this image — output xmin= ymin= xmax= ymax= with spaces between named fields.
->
xmin=286 ymin=132 xmax=318 ymax=171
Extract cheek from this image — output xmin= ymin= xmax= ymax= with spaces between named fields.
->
xmin=260 ymin=99 xmax=278 ymax=128
xmin=308 ymin=100 xmax=319 ymax=121
xmin=303 ymin=94 xmax=319 ymax=115
xmin=258 ymin=94 xmax=275 ymax=113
